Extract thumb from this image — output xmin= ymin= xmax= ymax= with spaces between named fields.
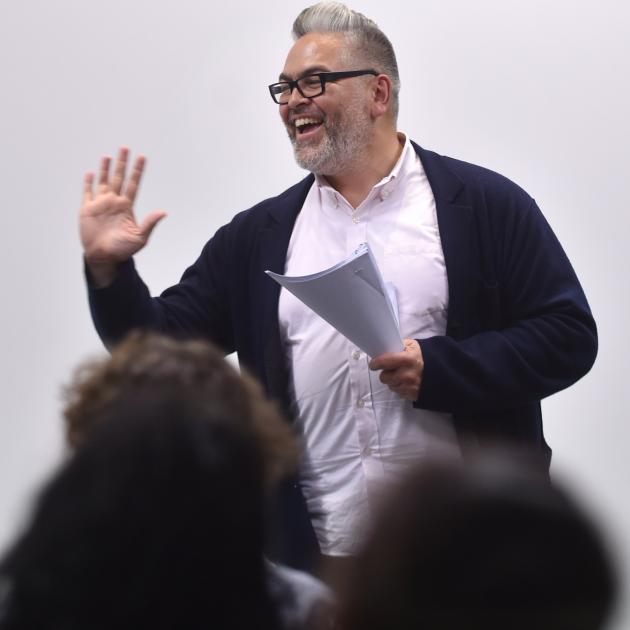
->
xmin=139 ymin=210 xmax=167 ymax=240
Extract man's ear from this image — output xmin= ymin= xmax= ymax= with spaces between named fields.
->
xmin=370 ymin=74 xmax=393 ymax=118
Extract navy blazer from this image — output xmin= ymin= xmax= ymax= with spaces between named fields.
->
xmin=89 ymin=142 xmax=597 ymax=568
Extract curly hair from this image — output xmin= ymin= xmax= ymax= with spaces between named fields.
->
xmin=3 ymin=377 xmax=282 ymax=630
xmin=63 ymin=331 xmax=298 ymax=489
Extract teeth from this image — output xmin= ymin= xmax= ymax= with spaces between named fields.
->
xmin=295 ymin=117 xmax=321 ymax=128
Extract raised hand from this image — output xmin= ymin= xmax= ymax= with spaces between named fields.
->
xmin=80 ymin=147 xmax=166 ymax=286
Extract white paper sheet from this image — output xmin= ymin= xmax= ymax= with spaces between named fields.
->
xmin=266 ymin=243 xmax=403 ymax=358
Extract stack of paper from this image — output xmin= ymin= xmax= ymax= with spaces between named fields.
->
xmin=266 ymin=243 xmax=403 ymax=358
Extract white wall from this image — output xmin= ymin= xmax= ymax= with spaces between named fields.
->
xmin=1 ymin=0 xmax=628 ymax=625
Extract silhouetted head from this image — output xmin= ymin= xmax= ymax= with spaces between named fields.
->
xmin=0 ymin=394 xmax=282 ymax=630
xmin=341 ymin=453 xmax=617 ymax=630
xmin=63 ymin=331 xmax=298 ymax=489
xmin=0 ymin=332 xmax=301 ymax=629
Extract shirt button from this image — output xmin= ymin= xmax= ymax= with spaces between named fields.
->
xmin=352 ymin=350 xmax=361 ymax=360
xmin=352 ymin=216 xmax=360 ymax=224
xmin=363 ymin=446 xmax=372 ymax=456
xmin=356 ymin=399 xmax=365 ymax=408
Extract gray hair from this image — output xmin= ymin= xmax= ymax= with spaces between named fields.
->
xmin=292 ymin=2 xmax=400 ymax=118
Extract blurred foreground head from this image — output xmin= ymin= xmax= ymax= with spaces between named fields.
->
xmin=342 ymin=454 xmax=617 ymax=630
xmin=63 ymin=331 xmax=298 ymax=488
xmin=0 ymin=332 xmax=299 ymax=629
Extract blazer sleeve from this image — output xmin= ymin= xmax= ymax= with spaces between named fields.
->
xmin=415 ymin=197 xmax=597 ymax=414
xmin=87 ymin=222 xmax=234 ymax=352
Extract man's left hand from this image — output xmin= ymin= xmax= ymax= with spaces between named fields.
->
xmin=369 ymin=339 xmax=424 ymax=401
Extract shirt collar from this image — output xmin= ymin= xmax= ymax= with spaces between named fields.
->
xmin=315 ymin=132 xmax=414 ymax=204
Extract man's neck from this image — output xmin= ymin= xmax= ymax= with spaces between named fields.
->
xmin=321 ymin=130 xmax=404 ymax=209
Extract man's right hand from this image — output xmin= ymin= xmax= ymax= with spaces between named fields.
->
xmin=80 ymin=147 xmax=167 ymax=288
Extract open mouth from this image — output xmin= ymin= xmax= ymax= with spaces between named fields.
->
xmin=294 ymin=117 xmax=324 ymax=137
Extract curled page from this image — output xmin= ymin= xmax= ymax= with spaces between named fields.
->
xmin=266 ymin=243 xmax=403 ymax=358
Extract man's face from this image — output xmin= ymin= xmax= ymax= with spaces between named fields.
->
xmin=279 ymin=32 xmax=374 ymax=176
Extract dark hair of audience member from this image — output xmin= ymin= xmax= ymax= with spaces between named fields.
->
xmin=63 ymin=331 xmax=298 ymax=489
xmin=340 ymin=454 xmax=617 ymax=630
xmin=0 ymin=394 xmax=283 ymax=630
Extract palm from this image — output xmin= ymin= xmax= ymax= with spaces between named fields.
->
xmin=80 ymin=148 xmax=166 ymax=263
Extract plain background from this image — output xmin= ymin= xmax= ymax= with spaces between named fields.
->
xmin=0 ymin=0 xmax=628 ymax=626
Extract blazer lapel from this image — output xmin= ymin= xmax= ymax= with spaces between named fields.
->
xmin=257 ymin=175 xmax=314 ymax=412
xmin=413 ymin=143 xmax=474 ymax=339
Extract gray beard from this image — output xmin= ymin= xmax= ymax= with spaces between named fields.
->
xmin=291 ymin=130 xmax=338 ymax=174
xmin=289 ymin=107 xmax=372 ymax=176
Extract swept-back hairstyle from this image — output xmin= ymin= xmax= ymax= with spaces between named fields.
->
xmin=292 ymin=2 xmax=400 ymax=118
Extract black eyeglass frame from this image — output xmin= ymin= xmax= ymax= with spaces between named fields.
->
xmin=268 ymin=69 xmax=379 ymax=104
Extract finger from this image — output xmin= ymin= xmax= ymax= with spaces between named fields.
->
xmin=388 ymin=382 xmax=418 ymax=401
xmin=124 ymin=155 xmax=146 ymax=205
xmin=369 ymin=344 xmax=409 ymax=370
xmin=370 ymin=353 xmax=393 ymax=370
xmin=139 ymin=210 xmax=167 ymax=240
xmin=404 ymin=339 xmax=422 ymax=357
xmin=98 ymin=155 xmax=112 ymax=194
xmin=379 ymin=368 xmax=401 ymax=386
xmin=389 ymin=383 xmax=407 ymax=395
xmin=372 ymin=340 xmax=422 ymax=372
xmin=111 ymin=146 xmax=129 ymax=195
xmin=83 ymin=171 xmax=94 ymax=204
xmin=370 ymin=353 xmax=410 ymax=371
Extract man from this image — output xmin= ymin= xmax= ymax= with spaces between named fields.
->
xmin=81 ymin=2 xmax=597 ymax=570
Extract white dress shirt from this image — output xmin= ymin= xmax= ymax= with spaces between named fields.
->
xmin=278 ymin=135 xmax=459 ymax=556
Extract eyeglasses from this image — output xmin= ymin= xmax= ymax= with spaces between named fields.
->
xmin=268 ymin=69 xmax=378 ymax=104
